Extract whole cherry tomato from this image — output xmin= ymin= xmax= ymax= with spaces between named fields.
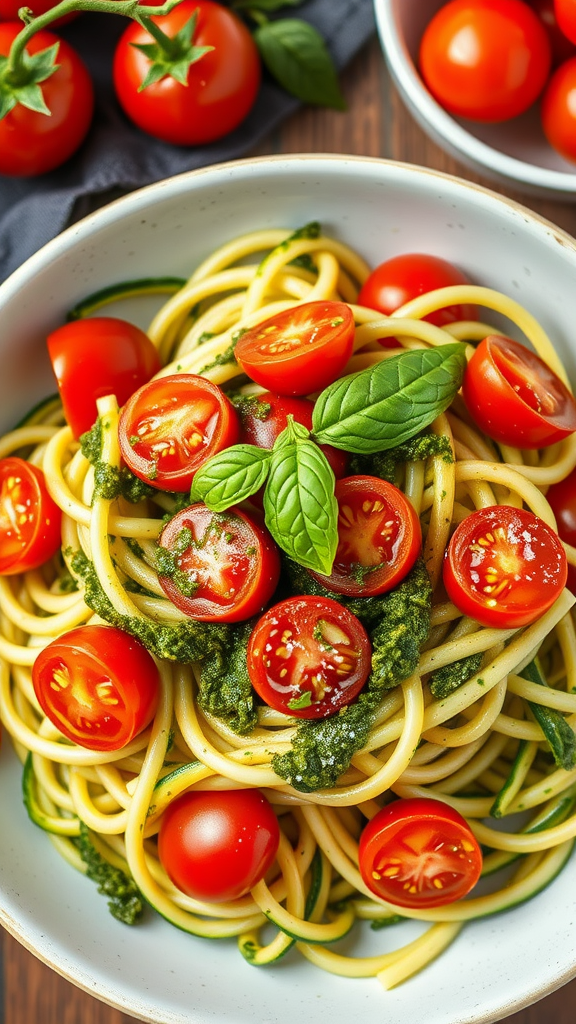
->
xmin=419 ymin=0 xmax=552 ymax=122
xmin=158 ymin=789 xmax=279 ymax=903
xmin=0 ymin=457 xmax=61 ymax=574
xmin=113 ymin=0 xmax=260 ymax=145
xmin=529 ymin=0 xmax=576 ymax=63
xmin=462 ymin=335 xmax=576 ymax=448
xmin=554 ymin=0 xmax=576 ymax=42
xmin=0 ymin=23 xmax=93 ymax=177
xmin=541 ymin=56 xmax=576 ymax=163
xmin=545 ymin=467 xmax=576 ymax=592
xmin=47 ymin=317 xmax=161 ymax=439
xmin=358 ymin=798 xmax=483 ymax=909
xmin=443 ymin=505 xmax=567 ymax=628
xmin=32 ymin=624 xmax=160 ymax=751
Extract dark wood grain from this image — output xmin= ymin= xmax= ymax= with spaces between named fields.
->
xmin=3 ymin=32 xmax=576 ymax=1024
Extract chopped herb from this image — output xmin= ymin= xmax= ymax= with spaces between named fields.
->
xmin=288 ymin=690 xmax=313 ymax=710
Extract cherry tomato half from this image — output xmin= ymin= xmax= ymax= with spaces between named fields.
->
xmin=113 ymin=0 xmax=260 ymax=146
xmin=47 ymin=317 xmax=161 ymax=439
xmin=309 ymin=476 xmax=422 ymax=597
xmin=555 ymin=0 xmax=576 ymax=42
xmin=443 ymin=505 xmax=567 ymax=628
xmin=462 ymin=335 xmax=576 ymax=449
xmin=32 ymin=624 xmax=160 ymax=751
xmin=0 ymin=24 xmax=93 ymax=177
xmin=529 ymin=0 xmax=576 ymax=64
xmin=158 ymin=503 xmax=280 ymax=622
xmin=158 ymin=788 xmax=279 ymax=903
xmin=234 ymin=301 xmax=356 ymax=397
xmin=419 ymin=0 xmax=551 ymax=122
xmin=541 ymin=56 xmax=576 ymax=163
xmin=247 ymin=596 xmax=371 ymax=719
xmin=546 ymin=467 xmax=576 ymax=592
xmin=358 ymin=798 xmax=482 ymax=909
xmin=118 ymin=374 xmax=240 ymax=492
xmin=0 ymin=458 xmax=61 ymax=574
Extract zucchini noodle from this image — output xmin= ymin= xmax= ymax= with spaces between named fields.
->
xmin=1 ymin=225 xmax=576 ymax=991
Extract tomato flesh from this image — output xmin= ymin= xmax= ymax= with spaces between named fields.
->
xmin=359 ymin=798 xmax=482 ymax=908
xmin=32 ymin=625 xmax=160 ymax=751
xmin=247 ymin=596 xmax=371 ymax=719
xmin=0 ymin=458 xmax=62 ymax=575
xmin=443 ymin=505 xmax=567 ymax=628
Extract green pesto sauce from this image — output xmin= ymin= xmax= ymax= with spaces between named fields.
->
xmin=429 ymin=652 xmax=483 ymax=700
xmin=73 ymin=822 xmax=143 ymax=925
xmin=349 ymin=433 xmax=453 ymax=484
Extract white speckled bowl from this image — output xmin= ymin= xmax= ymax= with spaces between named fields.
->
xmin=1 ymin=155 xmax=576 ymax=1024
xmin=374 ymin=0 xmax=576 ymax=200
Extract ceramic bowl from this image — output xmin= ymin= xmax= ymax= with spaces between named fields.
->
xmin=374 ymin=0 xmax=576 ymax=200
xmin=1 ymin=155 xmax=576 ymax=1024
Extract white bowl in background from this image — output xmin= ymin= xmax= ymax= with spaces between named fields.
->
xmin=374 ymin=0 xmax=576 ymax=200
xmin=1 ymin=155 xmax=576 ymax=1024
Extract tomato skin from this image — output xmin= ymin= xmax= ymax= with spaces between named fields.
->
xmin=358 ymin=798 xmax=482 ymax=909
xmin=158 ymin=788 xmax=279 ymax=903
xmin=443 ymin=505 xmax=567 ymax=628
xmin=118 ymin=374 xmax=240 ymax=492
xmin=462 ymin=335 xmax=576 ymax=449
xmin=0 ymin=24 xmax=93 ymax=177
xmin=234 ymin=301 xmax=356 ymax=397
xmin=247 ymin=595 xmax=372 ymax=719
xmin=158 ymin=503 xmax=280 ymax=622
xmin=309 ymin=476 xmax=422 ymax=598
xmin=32 ymin=624 xmax=160 ymax=751
xmin=0 ymin=458 xmax=62 ymax=574
xmin=238 ymin=392 xmax=348 ymax=479
xmin=47 ymin=317 xmax=161 ymax=439
xmin=546 ymin=468 xmax=576 ymax=592
xmin=555 ymin=0 xmax=576 ymax=42
xmin=419 ymin=0 xmax=552 ymax=122
xmin=541 ymin=56 xmax=576 ymax=163
xmin=529 ymin=0 xmax=576 ymax=63
xmin=113 ymin=0 xmax=260 ymax=145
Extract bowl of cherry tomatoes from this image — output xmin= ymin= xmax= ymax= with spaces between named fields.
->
xmin=374 ymin=0 xmax=576 ymax=198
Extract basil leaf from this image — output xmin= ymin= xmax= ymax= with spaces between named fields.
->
xmin=254 ymin=20 xmax=346 ymax=110
xmin=190 ymin=445 xmax=271 ymax=512
xmin=312 ymin=343 xmax=467 ymax=454
xmin=264 ymin=438 xmax=338 ymax=574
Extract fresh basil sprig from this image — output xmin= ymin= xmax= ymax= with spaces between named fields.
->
xmin=190 ymin=445 xmax=271 ymax=511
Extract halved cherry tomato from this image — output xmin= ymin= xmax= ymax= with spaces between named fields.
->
xmin=0 ymin=458 xmax=61 ymax=574
xmin=309 ymin=476 xmax=422 ymax=597
xmin=358 ymin=797 xmax=482 ymax=909
xmin=443 ymin=505 xmax=567 ymax=628
xmin=541 ymin=56 xmax=576 ymax=163
xmin=247 ymin=595 xmax=371 ymax=719
xmin=158 ymin=789 xmax=279 ymax=903
xmin=47 ymin=317 xmax=161 ymax=439
xmin=237 ymin=391 xmax=348 ymax=478
xmin=546 ymin=468 xmax=576 ymax=592
xmin=555 ymin=0 xmax=576 ymax=42
xmin=462 ymin=335 xmax=576 ymax=449
xmin=118 ymin=374 xmax=240 ymax=492
xmin=234 ymin=301 xmax=355 ymax=397
xmin=32 ymin=624 xmax=160 ymax=751
xmin=158 ymin=503 xmax=280 ymax=622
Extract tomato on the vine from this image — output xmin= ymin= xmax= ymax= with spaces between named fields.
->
xmin=118 ymin=374 xmax=240 ymax=492
xmin=247 ymin=595 xmax=371 ymax=719
xmin=0 ymin=457 xmax=62 ymax=574
xmin=0 ymin=0 xmax=76 ymax=22
xmin=32 ymin=624 xmax=160 ymax=751
xmin=462 ymin=335 xmax=576 ymax=448
xmin=541 ymin=56 xmax=576 ymax=163
xmin=158 ymin=789 xmax=279 ymax=903
xmin=358 ymin=798 xmax=483 ymax=909
xmin=47 ymin=317 xmax=161 ymax=439
xmin=0 ymin=24 xmax=93 ymax=177
xmin=554 ymin=0 xmax=576 ymax=43
xmin=443 ymin=505 xmax=567 ymax=628
xmin=158 ymin=503 xmax=280 ymax=622
xmin=419 ymin=0 xmax=551 ymax=122
xmin=235 ymin=301 xmax=356 ymax=397
xmin=113 ymin=0 xmax=260 ymax=145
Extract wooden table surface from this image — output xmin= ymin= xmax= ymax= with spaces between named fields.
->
xmin=3 ymin=29 xmax=576 ymax=1024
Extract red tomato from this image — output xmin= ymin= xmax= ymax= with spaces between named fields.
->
xmin=529 ymin=0 xmax=576 ymax=63
xmin=113 ymin=0 xmax=260 ymax=146
xmin=32 ymin=624 xmax=160 ymax=751
xmin=309 ymin=476 xmax=422 ymax=598
xmin=0 ymin=0 xmax=76 ymax=22
xmin=443 ymin=505 xmax=567 ymax=628
xmin=247 ymin=595 xmax=371 ymax=719
xmin=0 ymin=24 xmax=93 ymax=177
xmin=0 ymin=458 xmax=61 ymax=574
xmin=546 ymin=468 xmax=576 ymax=592
xmin=419 ymin=0 xmax=552 ymax=122
xmin=541 ymin=56 xmax=576 ymax=162
xmin=234 ymin=301 xmax=356 ymax=397
xmin=158 ymin=503 xmax=280 ymax=622
xmin=462 ymin=335 xmax=576 ymax=448
xmin=118 ymin=374 xmax=240 ymax=492
xmin=158 ymin=789 xmax=279 ymax=903
xmin=555 ymin=0 xmax=576 ymax=42
xmin=47 ymin=317 xmax=161 ymax=439
xmin=358 ymin=798 xmax=482 ymax=909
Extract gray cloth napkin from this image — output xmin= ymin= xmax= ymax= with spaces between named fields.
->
xmin=0 ymin=0 xmax=376 ymax=284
